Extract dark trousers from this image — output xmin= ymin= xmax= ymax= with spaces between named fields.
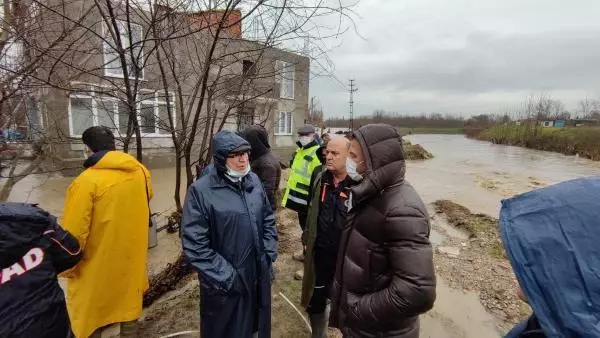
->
xmin=298 ymin=211 xmax=307 ymax=231
xmin=307 ymin=248 xmax=337 ymax=314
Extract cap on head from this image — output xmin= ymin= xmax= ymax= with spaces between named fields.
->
xmin=231 ymin=143 xmax=252 ymax=154
xmin=297 ymin=125 xmax=316 ymax=135
xmin=81 ymin=126 xmax=116 ymax=153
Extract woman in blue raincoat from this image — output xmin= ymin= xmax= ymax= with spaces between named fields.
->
xmin=181 ymin=131 xmax=278 ymax=338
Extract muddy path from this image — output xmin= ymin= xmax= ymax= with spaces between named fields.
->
xmin=136 ymin=204 xmax=506 ymax=338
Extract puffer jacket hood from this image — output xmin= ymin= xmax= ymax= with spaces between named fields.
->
xmin=0 ymin=203 xmax=52 ymax=263
xmin=500 ymin=177 xmax=600 ymax=337
xmin=350 ymin=124 xmax=405 ymax=205
xmin=212 ymin=131 xmax=251 ymax=173
xmin=240 ymin=125 xmax=270 ymax=161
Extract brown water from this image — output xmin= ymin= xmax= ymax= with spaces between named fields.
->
xmin=7 ymin=135 xmax=600 ymax=337
xmin=405 ymin=134 xmax=600 ymax=216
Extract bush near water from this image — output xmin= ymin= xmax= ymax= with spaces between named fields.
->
xmin=403 ymin=138 xmax=434 ymax=160
xmin=472 ymin=123 xmax=600 ymax=161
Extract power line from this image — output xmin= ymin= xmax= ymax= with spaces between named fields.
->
xmin=349 ymin=79 xmax=358 ymax=130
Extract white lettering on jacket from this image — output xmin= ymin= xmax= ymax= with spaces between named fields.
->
xmin=0 ymin=248 xmax=45 ymax=285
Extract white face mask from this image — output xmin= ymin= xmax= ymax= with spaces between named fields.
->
xmin=226 ymin=164 xmax=250 ymax=178
xmin=298 ymin=136 xmax=312 ymax=147
xmin=346 ymin=157 xmax=364 ymax=182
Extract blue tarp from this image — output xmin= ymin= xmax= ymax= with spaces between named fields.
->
xmin=500 ymin=177 xmax=600 ymax=338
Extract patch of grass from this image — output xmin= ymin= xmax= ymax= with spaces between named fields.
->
xmin=434 ymin=200 xmax=506 ymax=259
xmin=477 ymin=124 xmax=600 ymax=161
xmin=397 ymin=127 xmax=464 ymax=135
xmin=403 ymin=139 xmax=434 ymax=160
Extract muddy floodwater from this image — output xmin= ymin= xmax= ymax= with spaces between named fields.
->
xmin=10 ymin=134 xmax=600 ymax=218
xmin=7 ymin=134 xmax=600 ymax=337
xmin=405 ymin=134 xmax=600 ymax=216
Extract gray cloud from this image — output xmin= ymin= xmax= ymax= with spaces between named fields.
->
xmin=312 ymin=0 xmax=600 ymax=117
xmin=354 ymin=30 xmax=600 ymax=93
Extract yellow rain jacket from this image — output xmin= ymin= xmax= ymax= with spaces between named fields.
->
xmin=60 ymin=151 xmax=152 ymax=338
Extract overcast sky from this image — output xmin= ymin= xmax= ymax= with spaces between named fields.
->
xmin=311 ymin=0 xmax=600 ymax=118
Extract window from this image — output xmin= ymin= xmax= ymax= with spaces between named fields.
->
xmin=242 ymin=60 xmax=256 ymax=77
xmin=68 ymin=88 xmax=175 ymax=137
xmin=275 ymin=111 xmax=292 ymax=135
xmin=70 ymin=96 xmax=95 ymax=136
xmin=0 ymin=40 xmax=22 ymax=78
xmin=276 ymin=61 xmax=294 ymax=99
xmin=103 ymin=20 xmax=144 ymax=78
xmin=236 ymin=106 xmax=254 ymax=132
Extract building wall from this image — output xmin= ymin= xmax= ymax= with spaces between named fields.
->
xmin=34 ymin=2 xmax=309 ymax=160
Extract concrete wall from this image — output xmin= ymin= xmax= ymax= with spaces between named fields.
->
xmin=34 ymin=2 xmax=310 ymax=161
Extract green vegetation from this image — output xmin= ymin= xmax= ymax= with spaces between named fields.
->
xmin=327 ymin=111 xmax=466 ymax=132
xmin=477 ymin=124 xmax=600 ymax=161
xmin=397 ymin=127 xmax=464 ymax=135
xmin=434 ymin=200 xmax=505 ymax=259
xmin=403 ymin=139 xmax=434 ymax=160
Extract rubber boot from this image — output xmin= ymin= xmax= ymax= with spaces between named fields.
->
xmin=309 ymin=312 xmax=328 ymax=338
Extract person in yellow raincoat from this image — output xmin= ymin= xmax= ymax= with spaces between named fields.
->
xmin=60 ymin=126 xmax=152 ymax=338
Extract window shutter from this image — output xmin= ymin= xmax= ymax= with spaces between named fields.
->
xmin=286 ymin=112 xmax=292 ymax=134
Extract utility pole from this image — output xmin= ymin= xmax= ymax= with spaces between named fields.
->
xmin=309 ymin=96 xmax=314 ymax=124
xmin=349 ymin=80 xmax=357 ymax=130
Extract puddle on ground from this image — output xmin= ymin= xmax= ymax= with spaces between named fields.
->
xmin=429 ymin=229 xmax=446 ymax=246
xmin=432 ymin=215 xmax=470 ymax=240
xmin=421 ymin=277 xmax=504 ymax=338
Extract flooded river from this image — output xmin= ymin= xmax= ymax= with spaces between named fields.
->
xmin=6 ymin=134 xmax=600 ymax=337
xmin=405 ymin=134 xmax=600 ymax=216
xmin=9 ymin=134 xmax=600 ymax=217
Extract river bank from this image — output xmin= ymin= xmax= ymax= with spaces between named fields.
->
xmin=432 ymin=200 xmax=530 ymax=329
xmin=403 ymin=138 xmax=434 ymax=160
xmin=473 ymin=124 xmax=600 ymax=161
xmin=138 ymin=204 xmax=505 ymax=338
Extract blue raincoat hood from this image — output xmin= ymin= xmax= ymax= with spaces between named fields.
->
xmin=500 ymin=177 xmax=600 ymax=338
xmin=211 ymin=131 xmax=251 ymax=173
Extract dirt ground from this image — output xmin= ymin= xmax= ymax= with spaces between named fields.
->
xmin=431 ymin=201 xmax=531 ymax=330
xmin=137 ymin=169 xmax=518 ymax=338
xmin=139 ymin=204 xmax=517 ymax=338
xmin=138 ymin=208 xmax=327 ymax=338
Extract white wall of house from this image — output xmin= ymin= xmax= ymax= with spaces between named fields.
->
xmin=272 ymin=99 xmax=298 ymax=148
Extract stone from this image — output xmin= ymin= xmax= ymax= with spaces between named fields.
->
xmin=437 ymin=246 xmax=461 ymax=257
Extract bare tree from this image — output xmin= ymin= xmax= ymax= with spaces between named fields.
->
xmin=579 ymin=97 xmax=593 ymax=119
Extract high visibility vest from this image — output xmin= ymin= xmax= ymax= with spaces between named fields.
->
xmin=282 ymin=145 xmax=321 ymax=212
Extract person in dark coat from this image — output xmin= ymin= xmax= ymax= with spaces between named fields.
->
xmin=329 ymin=124 xmax=436 ymax=338
xmin=301 ymin=136 xmax=353 ymax=338
xmin=240 ymin=125 xmax=282 ymax=212
xmin=0 ymin=203 xmax=82 ymax=338
xmin=181 ymin=131 xmax=278 ymax=338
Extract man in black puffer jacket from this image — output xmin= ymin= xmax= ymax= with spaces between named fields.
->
xmin=330 ymin=124 xmax=436 ymax=338
xmin=240 ymin=125 xmax=282 ymax=212
xmin=0 ymin=203 xmax=82 ymax=338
